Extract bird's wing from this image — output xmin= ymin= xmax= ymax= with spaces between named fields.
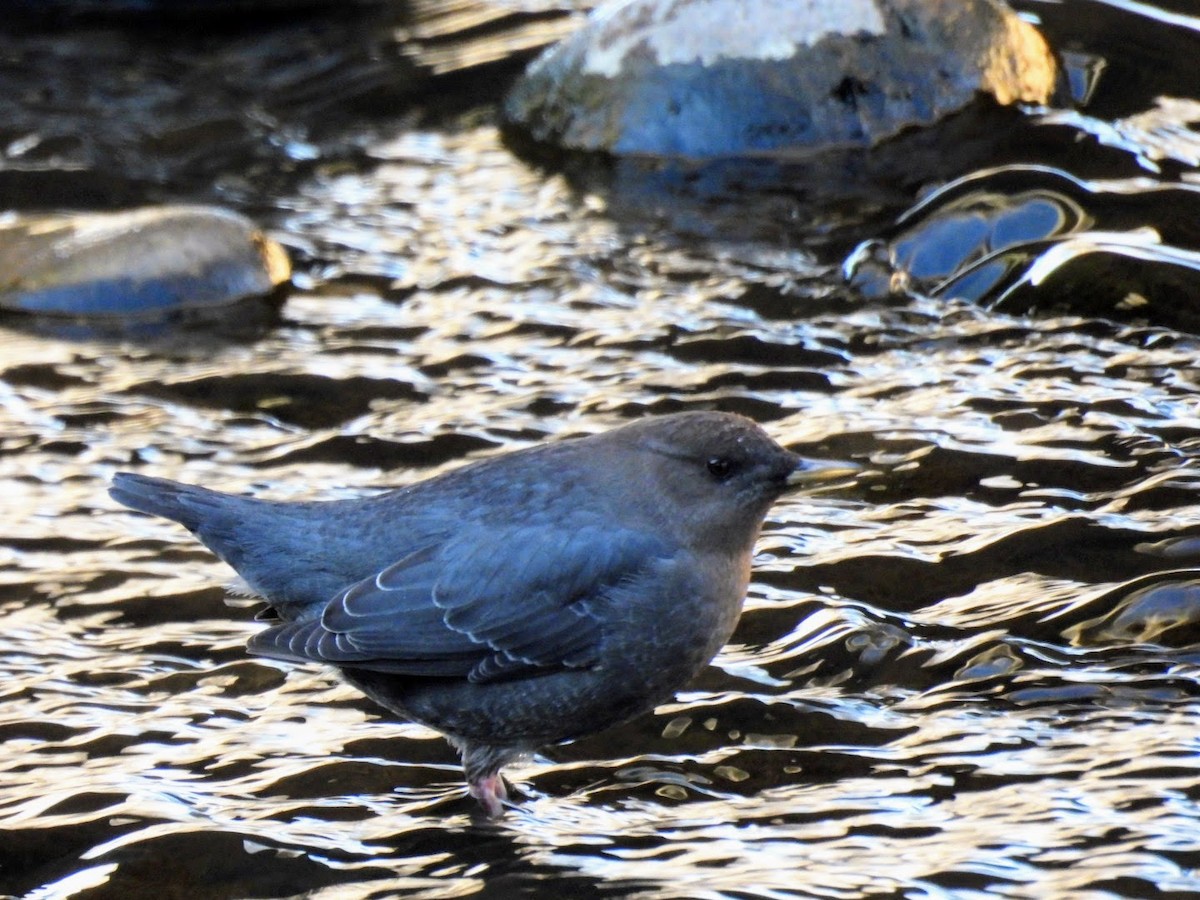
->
xmin=246 ymin=524 xmax=668 ymax=683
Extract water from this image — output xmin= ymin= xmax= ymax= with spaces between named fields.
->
xmin=5 ymin=1 xmax=1200 ymax=897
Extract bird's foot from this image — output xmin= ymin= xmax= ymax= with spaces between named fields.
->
xmin=468 ymin=773 xmax=509 ymax=819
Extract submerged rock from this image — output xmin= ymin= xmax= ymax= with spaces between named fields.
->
xmin=504 ymin=0 xmax=1058 ymax=157
xmin=844 ymin=164 xmax=1200 ymax=334
xmin=1060 ymin=572 xmax=1200 ymax=648
xmin=0 ymin=205 xmax=290 ymax=320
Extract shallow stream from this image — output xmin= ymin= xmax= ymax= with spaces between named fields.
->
xmin=5 ymin=2 xmax=1200 ymax=897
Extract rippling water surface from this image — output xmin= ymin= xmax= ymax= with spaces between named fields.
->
xmin=5 ymin=1 xmax=1200 ymax=897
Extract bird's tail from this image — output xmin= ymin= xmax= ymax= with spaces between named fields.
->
xmin=109 ymin=472 xmax=340 ymax=613
xmin=109 ymin=472 xmax=230 ymax=534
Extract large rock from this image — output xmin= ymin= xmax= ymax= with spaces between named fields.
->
xmin=504 ymin=0 xmax=1058 ymax=157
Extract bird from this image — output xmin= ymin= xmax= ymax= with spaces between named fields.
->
xmin=109 ymin=411 xmax=854 ymax=818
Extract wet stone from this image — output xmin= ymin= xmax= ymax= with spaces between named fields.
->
xmin=0 ymin=205 xmax=290 ymax=320
xmin=504 ymin=0 xmax=1058 ymax=157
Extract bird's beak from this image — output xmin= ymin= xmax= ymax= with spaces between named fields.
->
xmin=785 ymin=457 xmax=861 ymax=489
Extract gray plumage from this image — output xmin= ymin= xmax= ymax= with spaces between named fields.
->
xmin=109 ymin=411 xmax=848 ymax=817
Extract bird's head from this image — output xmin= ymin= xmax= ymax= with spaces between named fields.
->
xmin=601 ymin=411 xmax=856 ymax=552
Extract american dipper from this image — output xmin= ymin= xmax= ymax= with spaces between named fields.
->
xmin=110 ymin=411 xmax=851 ymax=817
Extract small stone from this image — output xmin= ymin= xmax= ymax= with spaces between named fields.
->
xmin=0 ymin=205 xmax=290 ymax=319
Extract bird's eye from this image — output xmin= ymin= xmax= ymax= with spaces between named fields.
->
xmin=706 ymin=457 xmax=734 ymax=480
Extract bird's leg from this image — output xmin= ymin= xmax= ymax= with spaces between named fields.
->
xmin=469 ymin=772 xmax=509 ymax=819
xmin=461 ymin=742 xmax=516 ymax=819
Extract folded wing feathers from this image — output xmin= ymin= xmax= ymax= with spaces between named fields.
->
xmin=247 ymin=526 xmax=667 ymax=682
